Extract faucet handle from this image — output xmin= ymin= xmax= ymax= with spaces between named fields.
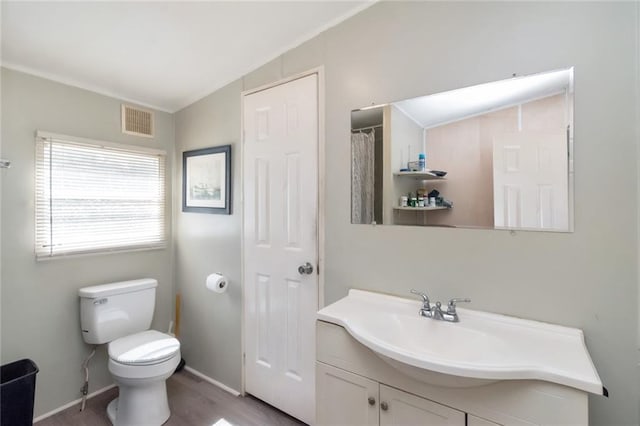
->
xmin=410 ymin=289 xmax=429 ymax=303
xmin=447 ymin=298 xmax=471 ymax=314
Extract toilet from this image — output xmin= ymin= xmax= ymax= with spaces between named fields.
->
xmin=79 ymin=279 xmax=181 ymax=426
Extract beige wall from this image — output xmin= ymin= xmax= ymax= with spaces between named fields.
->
xmin=0 ymin=68 xmax=175 ymax=417
xmin=390 ymin=105 xmax=423 ymax=173
xmin=1 ymin=2 xmax=637 ymax=424
xmin=175 ymin=2 xmax=638 ymax=424
xmin=637 ymin=1 xmax=640 ymax=419
xmin=173 ymin=80 xmax=243 ymax=391
xmin=323 ymin=4 xmax=637 ymax=422
xmin=427 ymin=114 xmax=496 ymax=227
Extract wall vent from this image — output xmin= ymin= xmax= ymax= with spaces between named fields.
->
xmin=121 ymin=104 xmax=154 ymax=138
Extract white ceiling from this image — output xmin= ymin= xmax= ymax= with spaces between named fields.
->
xmin=394 ymin=68 xmax=573 ymax=129
xmin=350 ymin=69 xmax=573 ymax=132
xmin=1 ymin=1 xmax=371 ymax=112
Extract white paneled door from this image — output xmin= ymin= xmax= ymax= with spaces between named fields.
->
xmin=493 ymin=132 xmax=568 ymax=230
xmin=243 ymin=74 xmax=318 ymax=424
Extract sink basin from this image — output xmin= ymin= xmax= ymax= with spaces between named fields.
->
xmin=317 ymin=289 xmax=603 ymax=394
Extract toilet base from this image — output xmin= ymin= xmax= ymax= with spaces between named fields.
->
xmin=106 ymin=379 xmax=171 ymax=426
xmin=106 ymin=398 xmax=117 ymax=425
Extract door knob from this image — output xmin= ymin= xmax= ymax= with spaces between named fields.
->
xmin=368 ymin=397 xmax=375 ymax=406
xmin=298 ymin=262 xmax=314 ymax=275
xmin=380 ymin=401 xmax=389 ymax=411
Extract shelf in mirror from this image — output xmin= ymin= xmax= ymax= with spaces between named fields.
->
xmin=393 ymin=171 xmax=446 ymax=180
xmin=393 ymin=206 xmax=450 ymax=211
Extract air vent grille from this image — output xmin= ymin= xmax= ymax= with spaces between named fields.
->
xmin=122 ymin=104 xmax=154 ymax=138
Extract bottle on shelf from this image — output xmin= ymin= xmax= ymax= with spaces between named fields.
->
xmin=418 ymin=153 xmax=426 ymax=171
xmin=409 ymin=192 xmax=417 ymax=207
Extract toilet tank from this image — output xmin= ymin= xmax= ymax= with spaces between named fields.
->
xmin=79 ymin=278 xmax=157 ymax=344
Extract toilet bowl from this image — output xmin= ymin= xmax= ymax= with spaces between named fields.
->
xmin=106 ymin=330 xmax=181 ymax=426
xmin=78 ymin=279 xmax=181 ymax=426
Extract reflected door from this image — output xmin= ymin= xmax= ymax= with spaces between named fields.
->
xmin=242 ymin=74 xmax=318 ymax=424
xmin=493 ymin=132 xmax=568 ymax=230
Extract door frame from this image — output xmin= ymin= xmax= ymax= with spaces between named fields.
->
xmin=239 ymin=67 xmax=326 ymax=397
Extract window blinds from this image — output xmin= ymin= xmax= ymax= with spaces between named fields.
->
xmin=35 ymin=132 xmax=166 ymax=259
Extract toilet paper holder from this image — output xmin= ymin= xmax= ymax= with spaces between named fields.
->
xmin=206 ymin=272 xmax=228 ymax=293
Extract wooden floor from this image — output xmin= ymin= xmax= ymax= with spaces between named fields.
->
xmin=36 ymin=370 xmax=306 ymax=426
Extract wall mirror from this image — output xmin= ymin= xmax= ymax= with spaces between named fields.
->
xmin=351 ymin=68 xmax=574 ymax=232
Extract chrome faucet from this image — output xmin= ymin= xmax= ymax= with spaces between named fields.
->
xmin=410 ymin=289 xmax=432 ymax=317
xmin=437 ymin=298 xmax=471 ymax=322
xmin=410 ymin=290 xmax=470 ymax=322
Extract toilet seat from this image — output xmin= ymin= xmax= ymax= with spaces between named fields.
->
xmin=109 ymin=330 xmax=180 ymax=366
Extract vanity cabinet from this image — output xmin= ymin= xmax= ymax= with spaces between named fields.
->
xmin=316 ymin=320 xmax=589 ymax=426
xmin=316 ymin=362 xmax=379 ymax=426
xmin=317 ymin=362 xmax=465 ymax=426
xmin=379 ymin=384 xmax=465 ymax=425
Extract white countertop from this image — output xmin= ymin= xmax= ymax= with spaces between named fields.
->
xmin=317 ymin=289 xmax=603 ymax=395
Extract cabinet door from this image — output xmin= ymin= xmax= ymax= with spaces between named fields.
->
xmin=468 ymin=415 xmax=502 ymax=426
xmin=379 ymin=384 xmax=465 ymax=426
xmin=316 ymin=362 xmax=379 ymax=426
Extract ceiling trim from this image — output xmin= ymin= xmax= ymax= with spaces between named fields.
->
xmin=0 ymin=61 xmax=172 ymax=113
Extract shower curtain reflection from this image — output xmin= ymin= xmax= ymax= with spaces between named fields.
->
xmin=351 ymin=130 xmax=376 ymax=224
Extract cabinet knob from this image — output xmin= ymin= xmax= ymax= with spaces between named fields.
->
xmin=368 ymin=397 xmax=375 ymax=406
xmin=380 ymin=401 xmax=389 ymax=411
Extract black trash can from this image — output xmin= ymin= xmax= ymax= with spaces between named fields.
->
xmin=1 ymin=359 xmax=39 ymax=426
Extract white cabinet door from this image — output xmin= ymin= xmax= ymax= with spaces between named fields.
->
xmin=316 ymin=362 xmax=379 ymax=426
xmin=468 ymin=415 xmax=502 ymax=426
xmin=379 ymin=384 xmax=465 ymax=426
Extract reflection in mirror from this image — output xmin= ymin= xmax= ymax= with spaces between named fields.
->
xmin=351 ymin=68 xmax=574 ymax=232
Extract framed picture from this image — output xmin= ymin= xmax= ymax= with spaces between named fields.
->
xmin=182 ymin=145 xmax=231 ymax=214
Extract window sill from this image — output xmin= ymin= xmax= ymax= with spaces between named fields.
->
xmin=35 ymin=243 xmax=168 ymax=262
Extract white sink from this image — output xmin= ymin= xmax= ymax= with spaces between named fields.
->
xmin=317 ymin=289 xmax=603 ymax=394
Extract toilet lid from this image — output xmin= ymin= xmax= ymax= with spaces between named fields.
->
xmin=109 ymin=330 xmax=180 ymax=366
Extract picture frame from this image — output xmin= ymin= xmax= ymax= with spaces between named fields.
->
xmin=182 ymin=145 xmax=231 ymax=214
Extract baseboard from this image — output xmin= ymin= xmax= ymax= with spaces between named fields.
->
xmin=33 ymin=366 xmax=240 ymax=423
xmin=33 ymin=384 xmax=117 ymax=423
xmin=183 ymin=366 xmax=241 ymax=396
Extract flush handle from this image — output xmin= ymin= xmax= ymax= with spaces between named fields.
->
xmin=298 ymin=262 xmax=314 ymax=275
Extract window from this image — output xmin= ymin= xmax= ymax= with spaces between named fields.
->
xmin=35 ymin=131 xmax=166 ymax=259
